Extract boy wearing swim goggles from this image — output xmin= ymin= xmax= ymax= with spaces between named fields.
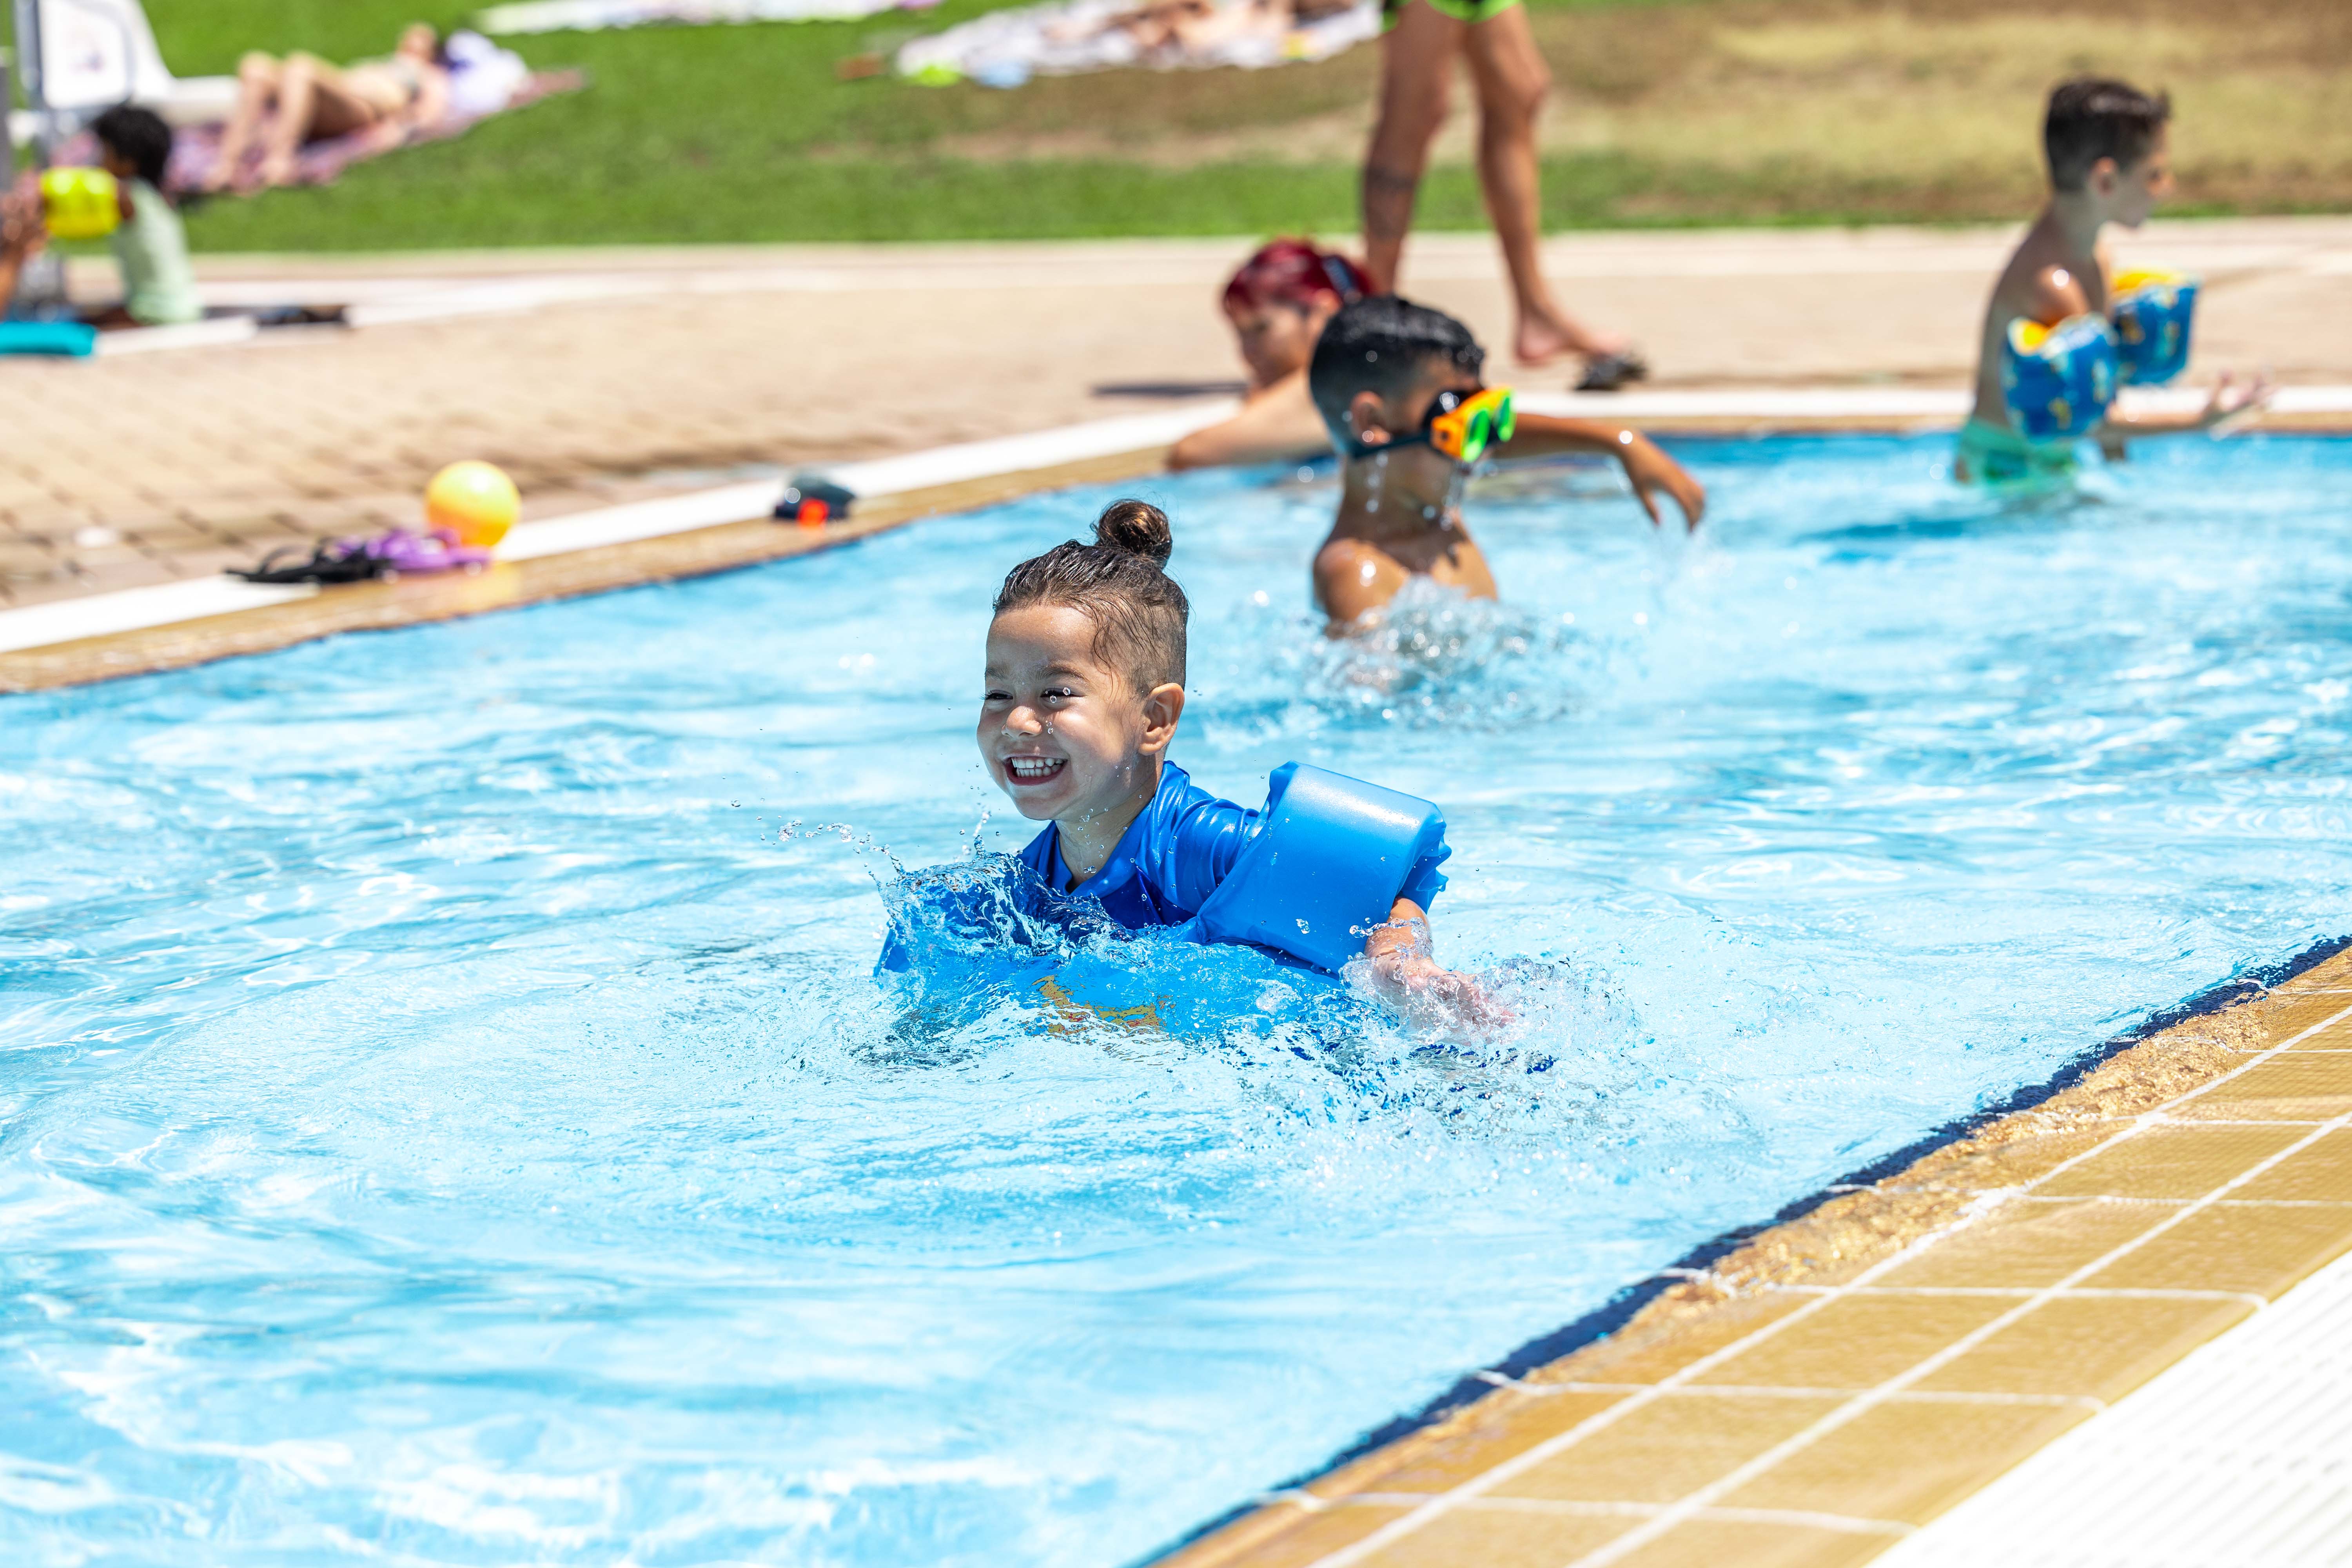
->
xmin=1305 ymin=296 xmax=1705 ymax=631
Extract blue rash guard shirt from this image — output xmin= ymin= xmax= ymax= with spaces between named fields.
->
xmin=878 ymin=761 xmax=1447 ymax=978
xmin=1018 ymin=761 xmax=1255 ymax=927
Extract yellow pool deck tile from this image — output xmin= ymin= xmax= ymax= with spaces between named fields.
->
xmin=2077 ymin=1202 xmax=2352 ymax=1300
xmin=1561 ymin=1290 xmax=1821 ymax=1386
xmin=1913 ymin=1294 xmax=2258 ymax=1403
xmin=2033 ymin=1122 xmax=2313 ymax=1200
xmin=1349 ymin=1505 xmax=1633 ymax=1568
xmin=1189 ymin=1503 xmax=1419 ymax=1568
xmin=2250 ymin=991 xmax=2352 ymax=1047
xmin=2172 ymin=1050 xmax=2352 ymax=1121
xmin=1492 ymin=1393 xmax=1846 ymax=1504
xmin=1687 ymin=1294 xmax=2016 ymax=1392
xmin=1720 ymin=1397 xmax=2090 ymax=1526
xmin=1330 ymin=1390 xmax=1630 ymax=1494
xmin=1606 ymin=1517 xmax=1896 ymax=1568
xmin=1872 ymin=1198 xmax=2171 ymax=1289
xmin=2236 ymin=1126 xmax=2352 ymax=1201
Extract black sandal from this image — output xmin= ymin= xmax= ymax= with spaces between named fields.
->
xmin=1575 ymin=350 xmax=1651 ymax=393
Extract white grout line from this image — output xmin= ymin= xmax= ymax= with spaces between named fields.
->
xmin=1762 ymin=1285 xmax=2273 ymax=1305
xmin=1299 ymin=996 xmax=2352 ymax=1568
xmin=1471 ymin=1374 xmax=2103 ymax=1410
xmin=1258 ymin=1491 xmax=1918 ymax=1536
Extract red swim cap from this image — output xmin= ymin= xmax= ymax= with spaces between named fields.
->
xmin=1221 ymin=238 xmax=1370 ymax=316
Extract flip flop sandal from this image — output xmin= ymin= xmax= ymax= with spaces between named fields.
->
xmin=1575 ymin=350 xmax=1651 ymax=393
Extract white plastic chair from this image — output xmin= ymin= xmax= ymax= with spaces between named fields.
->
xmin=8 ymin=0 xmax=236 ymax=150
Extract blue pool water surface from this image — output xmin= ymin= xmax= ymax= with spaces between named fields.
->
xmin=5 ymin=434 xmax=2351 ymax=1566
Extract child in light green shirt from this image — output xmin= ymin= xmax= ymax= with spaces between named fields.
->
xmin=90 ymin=105 xmax=201 ymax=328
xmin=0 ymin=105 xmax=200 ymax=329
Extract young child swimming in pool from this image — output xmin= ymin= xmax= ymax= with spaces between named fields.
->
xmin=969 ymin=497 xmax=1494 ymax=1018
xmin=1305 ymin=295 xmax=1705 ymax=632
xmin=1960 ymin=78 xmax=2269 ymax=486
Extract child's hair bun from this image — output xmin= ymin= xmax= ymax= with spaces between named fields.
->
xmin=1093 ymin=499 xmax=1173 ymax=568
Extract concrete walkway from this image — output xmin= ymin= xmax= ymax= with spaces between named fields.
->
xmin=5 ymin=218 xmax=2350 ymax=609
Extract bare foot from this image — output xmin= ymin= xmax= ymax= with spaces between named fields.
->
xmin=1513 ymin=305 xmax=1627 ymax=367
xmin=255 ymin=152 xmax=299 ymax=189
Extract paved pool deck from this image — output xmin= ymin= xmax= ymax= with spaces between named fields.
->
xmin=5 ymin=215 xmax=2352 ymax=610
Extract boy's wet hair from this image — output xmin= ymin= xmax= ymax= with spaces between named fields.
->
xmin=2044 ymin=78 xmax=2171 ymax=192
xmin=93 ymin=104 xmax=175 ymax=192
xmin=993 ymin=499 xmax=1189 ymax=691
xmin=1307 ymin=295 xmax=1485 ymax=442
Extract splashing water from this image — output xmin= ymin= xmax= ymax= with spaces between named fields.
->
xmin=3 ymin=436 xmax=2350 ymax=1566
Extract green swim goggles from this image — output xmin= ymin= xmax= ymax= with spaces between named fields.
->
xmin=1352 ymin=385 xmax=1517 ymax=464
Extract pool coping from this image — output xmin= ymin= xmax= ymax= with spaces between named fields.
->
xmin=7 ymin=389 xmax=2352 ymax=693
xmin=1148 ymin=938 xmax=2352 ymax=1568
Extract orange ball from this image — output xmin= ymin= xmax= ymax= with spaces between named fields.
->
xmin=425 ymin=461 xmax=520 ymax=549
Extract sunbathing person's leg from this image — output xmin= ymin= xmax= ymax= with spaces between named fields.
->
xmin=1361 ymin=1 xmax=1462 ymax=294
xmin=1462 ymin=7 xmax=1628 ymax=365
xmin=255 ymin=54 xmax=386 ymax=189
xmin=205 ymin=52 xmax=283 ymax=193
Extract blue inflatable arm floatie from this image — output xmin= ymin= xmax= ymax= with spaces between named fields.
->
xmin=1180 ymin=762 xmax=1450 ymax=975
xmin=2002 ymin=313 xmax=2119 ymax=441
xmin=2110 ymin=270 xmax=2198 ymax=386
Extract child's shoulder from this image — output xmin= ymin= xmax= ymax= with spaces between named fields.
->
xmin=1994 ymin=240 xmax=2096 ymax=329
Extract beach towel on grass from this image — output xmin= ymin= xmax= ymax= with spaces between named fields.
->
xmin=153 ymin=70 xmax=582 ymax=194
xmin=896 ymin=0 xmax=1376 ymax=87
xmin=477 ymin=0 xmax=935 ymax=34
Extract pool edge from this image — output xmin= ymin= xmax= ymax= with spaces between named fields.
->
xmin=0 ymin=446 xmax=1171 ymax=695
xmin=10 ymin=411 xmax=2352 ymax=695
xmin=1151 ymin=940 xmax=2352 ymax=1568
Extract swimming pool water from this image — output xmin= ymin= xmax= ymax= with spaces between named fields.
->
xmin=4 ymin=434 xmax=2350 ymax=1566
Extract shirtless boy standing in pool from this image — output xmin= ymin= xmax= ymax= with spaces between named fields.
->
xmin=1960 ymin=78 xmax=2268 ymax=485
xmin=1303 ymin=295 xmax=1704 ymax=630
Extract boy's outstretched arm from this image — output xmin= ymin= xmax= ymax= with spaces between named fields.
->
xmin=2100 ymin=370 xmax=2275 ymax=440
xmin=1365 ymin=898 xmax=1511 ymax=1030
xmin=1167 ymin=376 xmax=1330 ymax=470
xmin=1495 ymin=415 xmax=1706 ymax=531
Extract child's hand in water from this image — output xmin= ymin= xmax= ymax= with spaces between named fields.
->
xmin=1614 ymin=432 xmax=1707 ymax=533
xmin=1364 ymin=899 xmax=1514 ymax=1031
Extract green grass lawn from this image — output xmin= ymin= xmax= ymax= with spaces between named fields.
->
xmin=9 ymin=0 xmax=2347 ymax=250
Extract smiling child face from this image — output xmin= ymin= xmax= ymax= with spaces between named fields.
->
xmin=978 ymin=604 xmax=1169 ymax=827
